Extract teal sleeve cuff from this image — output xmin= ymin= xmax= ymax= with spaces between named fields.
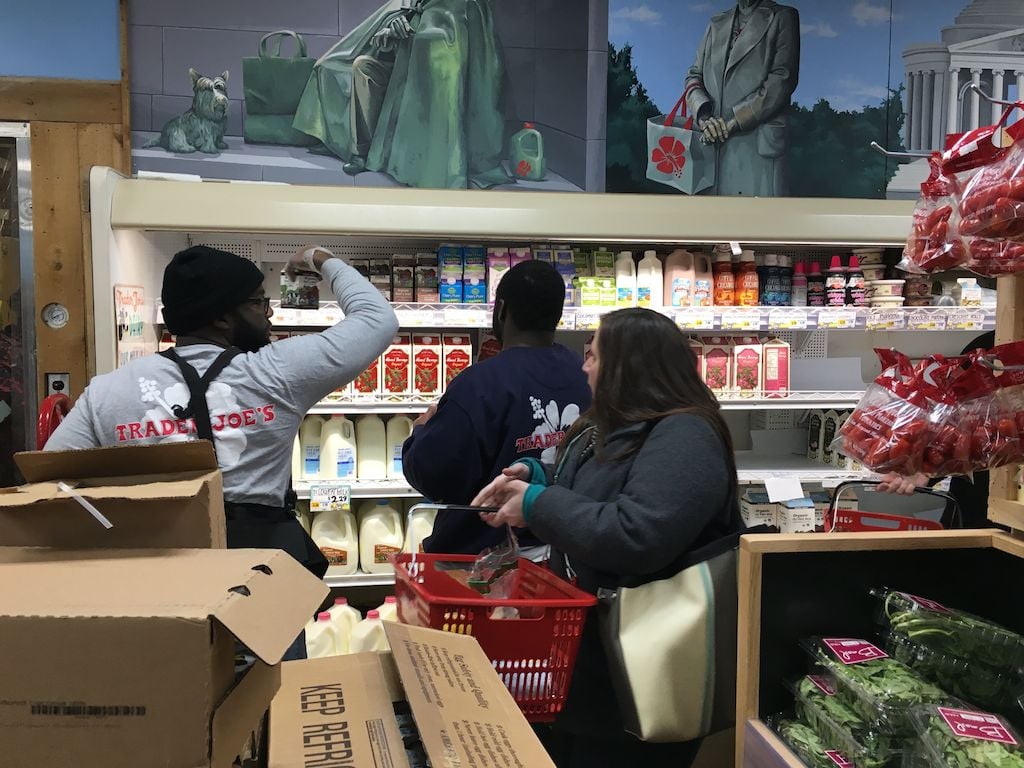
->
xmin=522 ymin=483 xmax=546 ymax=524
xmin=513 ymin=458 xmax=548 ymax=486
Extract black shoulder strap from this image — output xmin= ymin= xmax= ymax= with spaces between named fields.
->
xmin=159 ymin=347 xmax=243 ymax=442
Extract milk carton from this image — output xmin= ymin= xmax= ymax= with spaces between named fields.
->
xmin=821 ymin=409 xmax=840 ymax=466
xmin=579 ymin=277 xmax=602 ymax=308
xmin=510 ymin=246 xmax=531 ymax=267
xmin=486 ymin=247 xmax=511 ymax=304
xmin=574 ymin=248 xmax=593 ymax=277
xmin=555 ymin=248 xmax=576 ymax=305
xmin=413 ymin=334 xmax=443 ymax=395
xmin=464 ymin=245 xmax=487 ymax=304
xmin=688 ymin=337 xmax=705 ymax=380
xmin=359 ymin=500 xmax=403 ymax=575
xmin=306 ymin=612 xmax=340 ymax=658
xmin=352 ymin=356 xmax=382 ymax=395
xmin=443 ymin=334 xmax=473 ymax=388
xmin=533 ymin=244 xmax=554 ymax=263
xmin=438 ymin=244 xmax=463 ymax=303
xmin=355 ymin=415 xmax=388 ymax=480
xmin=311 ymin=509 xmax=359 ymax=575
xmin=392 ymin=256 xmax=416 ymax=303
xmin=703 ymin=337 xmax=732 ymax=394
xmin=762 ymin=337 xmax=791 ymax=398
xmin=415 ymin=254 xmax=439 ymax=303
xmin=599 ymin=277 xmax=617 ymax=308
xmin=592 ymin=248 xmax=615 ymax=278
xmin=732 ymin=336 xmax=762 ymax=397
xmin=478 ymin=331 xmax=502 ymax=362
xmin=740 ymin=488 xmax=779 ymax=530
xmin=349 ymin=610 xmax=390 ymax=652
xmin=778 ymin=498 xmax=816 ymax=534
xmin=383 ymin=334 xmax=413 ymax=394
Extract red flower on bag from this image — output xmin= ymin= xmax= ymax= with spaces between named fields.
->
xmin=652 ymin=136 xmax=686 ymax=177
xmin=516 ymin=160 xmax=532 ymax=178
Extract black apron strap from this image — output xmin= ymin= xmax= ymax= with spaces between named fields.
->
xmin=159 ymin=347 xmax=242 ymax=440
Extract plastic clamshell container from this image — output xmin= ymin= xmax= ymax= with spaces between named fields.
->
xmin=862 ymin=265 xmax=888 ymax=282
xmin=909 ymin=704 xmax=1024 ymax=767
xmin=768 ymin=713 xmax=858 ymax=768
xmin=803 ymin=637 xmax=950 ymax=735
xmin=787 ymin=674 xmax=910 ymax=768
xmin=870 ymin=280 xmax=905 ymax=297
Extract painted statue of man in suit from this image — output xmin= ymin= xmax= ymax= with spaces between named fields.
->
xmin=685 ymin=0 xmax=800 ymax=196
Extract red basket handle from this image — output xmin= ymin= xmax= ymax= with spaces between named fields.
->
xmin=663 ymin=82 xmax=701 ymax=130
xmin=37 ymin=394 xmax=70 ymax=450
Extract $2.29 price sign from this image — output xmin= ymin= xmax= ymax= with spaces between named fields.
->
xmin=309 ymin=482 xmax=352 ymax=513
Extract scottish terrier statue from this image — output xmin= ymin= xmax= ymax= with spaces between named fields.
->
xmin=145 ymin=69 xmax=230 ymax=154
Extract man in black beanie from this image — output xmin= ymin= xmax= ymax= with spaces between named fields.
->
xmin=46 ymin=244 xmax=398 ymax=655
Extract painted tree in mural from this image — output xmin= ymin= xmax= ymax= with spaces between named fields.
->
xmin=606 ymin=43 xmax=663 ymax=194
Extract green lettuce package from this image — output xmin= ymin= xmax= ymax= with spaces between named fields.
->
xmin=911 ymin=704 xmax=1024 ymax=767
xmin=769 ymin=715 xmax=857 ymax=768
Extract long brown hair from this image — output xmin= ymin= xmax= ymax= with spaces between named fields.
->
xmin=559 ymin=308 xmax=737 ymax=493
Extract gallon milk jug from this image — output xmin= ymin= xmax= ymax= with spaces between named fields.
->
xmin=321 ymin=415 xmax=357 ymax=480
xmin=328 ymin=597 xmax=361 ymax=654
xmin=349 ymin=609 xmax=390 ymax=653
xmin=306 ymin=612 xmax=339 ymax=658
xmin=404 ymin=504 xmax=438 ymax=554
xmin=292 ymin=436 xmax=303 ymax=482
xmin=386 ymin=416 xmax=414 ymax=479
xmin=636 ymin=250 xmax=663 ymax=307
xmin=356 ymin=415 xmax=387 ymax=480
xmin=692 ymin=252 xmax=713 ymax=308
xmin=663 ymin=249 xmax=697 ymax=308
xmin=360 ymin=500 xmax=403 ymax=574
xmin=614 ymin=251 xmax=637 ymax=308
xmin=299 ymin=417 xmax=325 ymax=481
xmin=509 ymin=122 xmax=545 ymax=181
xmin=375 ymin=595 xmax=399 ymax=623
xmin=311 ymin=508 xmax=359 ymax=576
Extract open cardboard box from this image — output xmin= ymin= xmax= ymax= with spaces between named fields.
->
xmin=0 ymin=442 xmax=226 ymax=548
xmin=0 ymin=546 xmax=328 ymax=768
xmin=270 ymin=622 xmax=556 ymax=768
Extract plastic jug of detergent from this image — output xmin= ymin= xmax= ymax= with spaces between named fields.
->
xmin=328 ymin=597 xmax=362 ymax=654
xmin=404 ymin=504 xmax=438 ymax=554
xmin=305 ymin=612 xmax=339 ymax=658
xmin=663 ymin=249 xmax=697 ymax=308
xmin=375 ymin=595 xmax=399 ymax=623
xmin=509 ymin=122 xmax=545 ymax=181
xmin=349 ymin=609 xmax=390 ymax=653
xmin=299 ymin=416 xmax=325 ymax=481
xmin=320 ymin=415 xmax=357 ymax=480
xmin=356 ymin=415 xmax=387 ymax=480
xmin=636 ymin=250 xmax=663 ymax=307
xmin=386 ymin=416 xmax=413 ymax=479
xmin=360 ymin=500 xmax=403 ymax=574
xmin=615 ymin=251 xmax=637 ymax=307
xmin=311 ymin=508 xmax=359 ymax=576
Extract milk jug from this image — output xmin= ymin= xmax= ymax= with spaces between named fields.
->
xmin=509 ymin=122 xmax=545 ymax=181
xmin=386 ymin=416 xmax=414 ymax=479
xmin=328 ymin=597 xmax=361 ymax=654
xmin=636 ymin=250 xmax=663 ymax=307
xmin=349 ymin=609 xmax=390 ymax=653
xmin=291 ymin=436 xmax=303 ymax=482
xmin=404 ymin=504 xmax=438 ymax=554
xmin=311 ymin=508 xmax=359 ymax=576
xmin=614 ymin=251 xmax=637 ymax=308
xmin=356 ymin=415 xmax=387 ymax=480
xmin=321 ymin=415 xmax=357 ymax=480
xmin=692 ymin=252 xmax=713 ymax=308
xmin=375 ymin=595 xmax=399 ymax=623
xmin=299 ymin=417 xmax=325 ymax=481
xmin=306 ymin=612 xmax=339 ymax=658
xmin=664 ymin=249 xmax=697 ymax=308
xmin=360 ymin=500 xmax=403 ymax=574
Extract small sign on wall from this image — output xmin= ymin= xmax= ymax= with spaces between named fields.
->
xmin=114 ymin=284 xmax=156 ymax=367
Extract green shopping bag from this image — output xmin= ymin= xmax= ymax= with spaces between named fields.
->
xmin=242 ymin=30 xmax=317 ymax=146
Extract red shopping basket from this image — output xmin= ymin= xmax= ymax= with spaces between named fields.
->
xmin=391 ymin=552 xmax=596 ymax=722
xmin=826 ymin=480 xmax=962 ymax=532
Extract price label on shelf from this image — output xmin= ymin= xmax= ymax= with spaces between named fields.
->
xmin=949 ymin=309 xmax=986 ymax=331
xmin=721 ymin=308 xmax=761 ymax=331
xmin=768 ymin=309 xmax=808 ymax=330
xmin=271 ymin=306 xmax=298 ymax=326
xmin=309 ymin=482 xmax=351 ymax=513
xmin=394 ymin=308 xmax=437 ymax=327
xmin=674 ymin=308 xmax=716 ymax=330
xmin=442 ymin=307 xmax=489 ymax=327
xmin=817 ymin=309 xmax=857 ymax=329
xmin=319 ymin=303 xmax=342 ymax=325
xmin=908 ymin=310 xmax=947 ymax=331
xmin=866 ymin=309 xmax=906 ymax=330
xmin=556 ymin=312 xmax=576 ymax=331
xmin=575 ymin=310 xmax=603 ymax=331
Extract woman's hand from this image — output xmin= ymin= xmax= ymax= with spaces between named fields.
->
xmin=471 ymin=463 xmax=530 ymax=507
xmin=479 ymin=480 xmax=529 ymax=529
xmin=877 ymin=472 xmax=929 ymax=496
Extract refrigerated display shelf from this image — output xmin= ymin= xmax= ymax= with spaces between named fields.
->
xmin=735 ymin=452 xmax=875 ymax=486
xmin=294 ymin=479 xmax=422 ymax=499
xmin=323 ymin=570 xmax=396 ymax=589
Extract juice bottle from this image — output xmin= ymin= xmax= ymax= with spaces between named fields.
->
xmin=807 ymin=263 xmax=826 ymax=307
xmin=713 ymin=254 xmax=735 ymax=306
xmin=737 ymin=257 xmax=759 ymax=307
xmin=663 ymin=249 xmax=697 ymax=308
xmin=826 ymin=255 xmax=847 ymax=307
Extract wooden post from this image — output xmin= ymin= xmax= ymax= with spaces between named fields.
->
xmin=989 ymin=275 xmax=1024 ymax=531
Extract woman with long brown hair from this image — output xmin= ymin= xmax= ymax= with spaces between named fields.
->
xmin=473 ymin=307 xmax=742 ymax=767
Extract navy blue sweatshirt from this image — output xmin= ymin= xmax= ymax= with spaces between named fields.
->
xmin=402 ymin=344 xmax=592 ymax=554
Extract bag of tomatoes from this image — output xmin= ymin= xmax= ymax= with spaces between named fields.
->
xmin=832 ymin=350 xmax=931 ymax=475
xmin=914 ymin=354 xmax=973 ymax=478
xmin=963 ymin=235 xmax=1024 ymax=277
xmin=954 ymin=343 xmax=1024 ymax=471
xmin=900 ymin=155 xmax=968 ymax=274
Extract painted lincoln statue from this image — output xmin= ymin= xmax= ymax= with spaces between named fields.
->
xmin=685 ymin=0 xmax=800 ymax=196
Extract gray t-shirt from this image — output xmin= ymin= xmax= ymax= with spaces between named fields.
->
xmin=45 ymin=259 xmax=399 ymax=506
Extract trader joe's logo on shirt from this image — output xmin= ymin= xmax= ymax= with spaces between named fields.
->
xmin=515 ymin=397 xmax=582 ymax=462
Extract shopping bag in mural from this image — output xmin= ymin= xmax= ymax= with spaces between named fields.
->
xmin=646 ymin=85 xmax=716 ymax=195
xmin=242 ymin=30 xmax=317 ymax=146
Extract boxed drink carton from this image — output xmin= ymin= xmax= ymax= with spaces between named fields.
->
xmin=821 ymin=409 xmax=840 ymax=465
xmin=807 ymin=409 xmax=825 ymax=461
xmin=392 ymin=256 xmax=416 ymax=304
xmin=464 ymin=274 xmax=487 ymax=304
xmin=599 ymin=277 xmax=617 ymax=308
xmin=414 ymin=254 xmax=439 ymax=303
xmin=370 ymin=259 xmax=392 ymax=301
xmin=762 ymin=337 xmax=791 ymax=397
xmin=740 ymin=487 xmax=778 ymax=530
xmin=555 ymin=249 xmax=576 ymax=306
xmin=510 ymin=246 xmax=531 ymax=267
xmin=592 ymin=248 xmax=615 ymax=277
xmin=440 ymin=276 xmax=464 ymax=303
xmin=533 ymin=244 xmax=554 ymax=263
xmin=478 ymin=331 xmax=502 ymax=362
xmin=1 ymin=442 xmax=226 ymax=549
xmin=438 ymin=244 xmax=463 ymax=304
xmin=579 ymin=277 xmax=602 ymax=307
xmin=486 ymin=247 xmax=511 ymax=304
xmin=811 ymin=490 xmax=859 ymax=532
xmin=353 ymin=356 xmax=383 ymax=395
xmin=732 ymin=336 xmax=762 ymax=397
xmin=383 ymin=334 xmax=413 ymax=394
xmin=413 ymin=334 xmax=443 ymax=395
xmin=703 ymin=337 xmax=732 ymax=394
xmin=688 ymin=337 xmax=705 ymax=380
xmin=573 ymin=248 xmax=593 ymax=276
xmin=350 ymin=258 xmax=371 ymax=278
xmin=464 ymin=245 xmax=487 ymax=304
xmin=279 ymin=270 xmax=319 ymax=310
xmin=778 ymin=497 xmax=816 ymax=534
xmin=269 ymin=623 xmax=555 ymax=768
xmin=443 ymin=334 xmax=473 ymax=388
xmin=0 ymin=547 xmax=327 ymax=768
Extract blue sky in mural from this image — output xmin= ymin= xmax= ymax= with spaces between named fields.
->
xmin=609 ymin=0 xmax=968 ymax=113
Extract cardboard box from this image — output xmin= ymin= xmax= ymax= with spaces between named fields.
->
xmin=778 ymin=498 xmax=816 ymax=534
xmin=703 ymin=337 xmax=732 ymax=394
xmin=413 ymin=334 xmax=443 ymax=395
xmin=1 ymin=442 xmax=226 ymax=549
xmin=0 ymin=547 xmax=328 ymax=768
xmin=732 ymin=336 xmax=762 ymax=396
xmin=741 ymin=488 xmax=779 ymax=530
xmin=269 ymin=623 xmax=555 ymax=768
xmin=762 ymin=337 xmax=791 ymax=397
xmin=443 ymin=334 xmax=473 ymax=388
xmin=383 ymin=334 xmax=413 ymax=394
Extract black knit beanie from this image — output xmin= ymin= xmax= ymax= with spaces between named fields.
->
xmin=162 ymin=246 xmax=265 ymax=335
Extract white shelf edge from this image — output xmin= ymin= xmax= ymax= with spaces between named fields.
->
xmin=295 ymin=480 xmax=422 ymax=500
xmin=324 ymin=571 xmax=396 ymax=589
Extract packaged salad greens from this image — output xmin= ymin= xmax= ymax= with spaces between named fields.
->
xmin=910 ymin=704 xmax=1024 ymax=767
xmin=804 ymin=637 xmax=950 ymax=735
xmin=769 ymin=714 xmax=857 ymax=768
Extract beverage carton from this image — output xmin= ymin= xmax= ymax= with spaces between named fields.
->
xmin=478 ymin=331 xmax=502 ymax=362
xmin=555 ymin=248 xmax=576 ymax=305
xmin=807 ymin=409 xmax=825 ymax=462
xmin=688 ymin=337 xmax=705 ymax=380
xmin=510 ymin=246 xmax=531 ymax=267
xmin=740 ymin=488 xmax=778 ymax=530
xmin=443 ymin=334 xmax=473 ymax=388
xmin=414 ymin=254 xmax=439 ymax=303
xmin=703 ymin=337 xmax=732 ymax=394
xmin=533 ymin=244 xmax=554 ymax=263
xmin=732 ymin=336 xmax=762 ymax=397
xmin=280 ymin=270 xmax=319 ymax=310
xmin=486 ymin=247 xmax=511 ymax=303
xmin=762 ymin=337 xmax=791 ymax=397
xmin=778 ymin=498 xmax=816 ymax=534
xmin=599 ymin=277 xmax=617 ymax=308
xmin=592 ymin=248 xmax=615 ymax=278
xmin=413 ymin=334 xmax=443 ymax=395
xmin=573 ymin=248 xmax=593 ymax=277
xmin=438 ymin=244 xmax=463 ymax=304
xmin=392 ymin=256 xmax=416 ymax=304
xmin=369 ymin=259 xmax=392 ymax=301
xmin=579 ymin=277 xmax=602 ymax=308
xmin=382 ymin=334 xmax=413 ymax=394
xmin=353 ymin=357 xmax=382 ymax=395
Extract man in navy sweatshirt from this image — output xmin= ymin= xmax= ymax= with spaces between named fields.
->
xmin=402 ymin=259 xmax=591 ymax=556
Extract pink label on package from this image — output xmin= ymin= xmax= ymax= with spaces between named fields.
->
xmin=825 ymin=751 xmax=854 ymax=767
xmin=822 ymin=638 xmax=889 ymax=665
xmin=938 ymin=707 xmax=1018 ymax=745
xmin=899 ymin=592 xmax=952 ymax=614
xmin=807 ymin=675 xmax=836 ymax=696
